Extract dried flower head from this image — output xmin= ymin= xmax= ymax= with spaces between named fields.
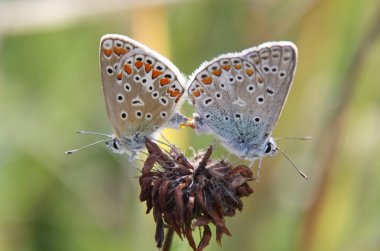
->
xmin=139 ymin=138 xmax=254 ymax=251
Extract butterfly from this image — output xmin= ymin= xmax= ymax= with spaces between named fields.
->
xmin=66 ymin=34 xmax=187 ymax=158
xmin=187 ymin=42 xmax=298 ymax=164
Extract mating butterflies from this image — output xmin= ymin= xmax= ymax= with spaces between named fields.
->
xmin=67 ymin=34 xmax=297 ymax=163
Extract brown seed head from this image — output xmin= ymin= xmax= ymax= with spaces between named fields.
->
xmin=139 ymin=138 xmax=254 ymax=251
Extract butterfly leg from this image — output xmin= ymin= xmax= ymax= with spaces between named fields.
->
xmin=128 ymin=150 xmax=138 ymax=162
xmin=252 ymin=157 xmax=262 ymax=181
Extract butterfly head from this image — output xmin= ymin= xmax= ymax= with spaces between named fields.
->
xmin=240 ymin=137 xmax=278 ymax=160
xmin=262 ymin=137 xmax=278 ymax=157
xmin=105 ymin=134 xmax=145 ymax=154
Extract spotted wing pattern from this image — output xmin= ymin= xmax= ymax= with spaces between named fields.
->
xmin=100 ymin=34 xmax=185 ymax=139
xmin=188 ymin=42 xmax=297 ymax=156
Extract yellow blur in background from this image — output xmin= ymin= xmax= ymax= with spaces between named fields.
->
xmin=1 ymin=0 xmax=380 ymax=250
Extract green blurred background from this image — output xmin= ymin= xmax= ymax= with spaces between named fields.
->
xmin=1 ymin=0 xmax=380 ymax=250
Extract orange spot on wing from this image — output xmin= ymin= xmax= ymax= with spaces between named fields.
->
xmin=200 ymin=89 xmax=205 ymax=93
xmin=172 ymin=90 xmax=181 ymax=97
xmin=103 ymin=49 xmax=112 ymax=57
xmin=160 ymin=78 xmax=171 ymax=86
xmin=246 ymin=69 xmax=254 ymax=76
xmin=145 ymin=63 xmax=153 ymax=73
xmin=167 ymin=89 xmax=181 ymax=97
xmin=201 ymin=76 xmax=212 ymax=85
xmin=152 ymin=70 xmax=163 ymax=79
xmin=135 ymin=61 xmax=143 ymax=69
xmin=124 ymin=64 xmax=132 ymax=74
xmin=221 ymin=65 xmax=231 ymax=71
xmin=192 ymin=89 xmax=200 ymax=97
xmin=117 ymin=72 xmax=122 ymax=80
xmin=114 ymin=47 xmax=123 ymax=55
xmin=234 ymin=64 xmax=242 ymax=70
xmin=212 ymin=69 xmax=221 ymax=76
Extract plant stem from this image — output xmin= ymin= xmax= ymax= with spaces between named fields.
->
xmin=162 ymin=228 xmax=174 ymax=251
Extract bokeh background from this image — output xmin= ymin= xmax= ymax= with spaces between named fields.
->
xmin=1 ymin=0 xmax=380 ymax=250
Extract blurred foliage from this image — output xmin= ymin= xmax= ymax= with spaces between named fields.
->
xmin=1 ymin=0 xmax=380 ymax=250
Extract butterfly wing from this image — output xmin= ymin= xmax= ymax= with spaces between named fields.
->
xmin=243 ymin=42 xmax=297 ymax=136
xmin=188 ymin=42 xmax=297 ymax=157
xmin=100 ymin=34 xmax=185 ymax=140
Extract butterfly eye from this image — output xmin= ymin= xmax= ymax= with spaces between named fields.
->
xmin=264 ymin=143 xmax=272 ymax=154
xmin=112 ymin=140 xmax=120 ymax=150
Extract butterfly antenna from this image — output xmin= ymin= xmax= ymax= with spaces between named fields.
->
xmin=76 ymin=130 xmax=112 ymax=137
xmin=274 ymin=136 xmax=312 ymax=141
xmin=65 ymin=139 xmax=109 ymax=155
xmin=274 ymin=145 xmax=308 ymax=180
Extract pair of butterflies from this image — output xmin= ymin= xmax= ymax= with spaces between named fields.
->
xmin=68 ymin=34 xmax=298 ymax=166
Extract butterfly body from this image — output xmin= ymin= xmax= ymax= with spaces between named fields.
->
xmin=188 ymin=41 xmax=297 ymax=160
